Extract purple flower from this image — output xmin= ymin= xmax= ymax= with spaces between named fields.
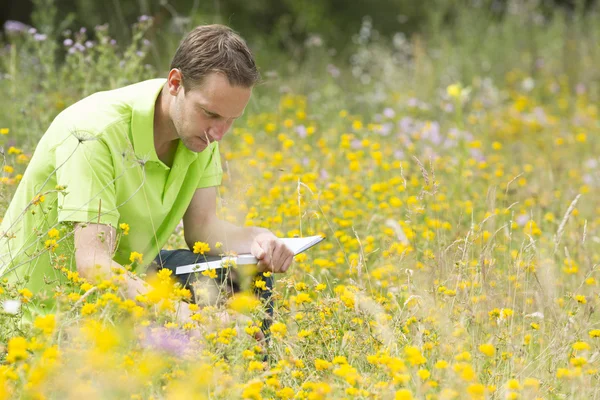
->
xmin=394 ymin=150 xmax=404 ymax=159
xmin=143 ymin=39 xmax=151 ymax=47
xmin=515 ymin=214 xmax=529 ymax=227
xmin=28 ymin=27 xmax=37 ymax=35
xmin=138 ymin=15 xmax=151 ymax=22
xmin=383 ymin=107 xmax=395 ymax=119
xmin=4 ymin=20 xmax=29 ymax=34
xmin=142 ymin=326 xmax=191 ymax=357
xmin=320 ymin=169 xmax=329 ymax=180
xmin=79 ymin=27 xmax=87 ymax=34
xmin=85 ymin=40 xmax=94 ymax=48
xmin=136 ymin=50 xmax=144 ymax=57
xmin=63 ymin=38 xmax=73 ymax=46
xmin=351 ymin=139 xmax=362 ymax=149
xmin=295 ymin=125 xmax=307 ymax=138
xmin=378 ymin=123 xmax=392 ymax=136
xmin=33 ymin=33 xmax=47 ymax=41
xmin=110 ymin=39 xmax=117 ymax=46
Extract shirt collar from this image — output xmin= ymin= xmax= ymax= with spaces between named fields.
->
xmin=130 ymin=78 xmax=167 ymax=164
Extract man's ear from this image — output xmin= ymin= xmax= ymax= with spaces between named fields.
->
xmin=167 ymin=68 xmax=184 ymax=95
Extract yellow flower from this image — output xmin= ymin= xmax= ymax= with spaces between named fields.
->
xmin=34 ymin=314 xmax=56 ymax=335
xmin=395 ymin=389 xmax=413 ymax=400
xmin=314 ymin=358 xmax=331 ymax=371
xmin=47 ymin=228 xmax=60 ymax=239
xmin=32 ymin=194 xmax=45 ymax=205
xmin=589 ymin=329 xmax=600 ymax=338
xmin=0 ymin=128 xmax=9 ymax=135
xmin=575 ymin=295 xmax=587 ymax=304
xmin=270 ymin=321 xmax=287 ymax=338
xmin=44 ymin=239 xmax=58 ymax=252
xmin=6 ymin=337 xmax=28 ymax=363
xmin=129 ymin=251 xmax=143 ymax=264
xmin=478 ymin=343 xmax=496 ymax=357
xmin=572 ymin=341 xmax=590 ymax=351
xmin=202 ymin=268 xmax=218 ymax=279
xmin=81 ymin=303 xmax=97 ymax=315
xmin=228 ymin=292 xmax=260 ymax=314
xmin=19 ymin=288 xmax=33 ymax=303
xmin=119 ymin=223 xmax=130 ymax=235
xmin=418 ymin=369 xmax=431 ymax=380
xmin=294 ymin=292 xmax=312 ymax=305
xmin=446 ymin=83 xmax=462 ymax=98
xmin=193 ymin=241 xmax=210 ymax=255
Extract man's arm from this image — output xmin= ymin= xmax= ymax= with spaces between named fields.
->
xmin=183 ymin=187 xmax=294 ymax=272
xmin=74 ymin=222 xmax=192 ymax=320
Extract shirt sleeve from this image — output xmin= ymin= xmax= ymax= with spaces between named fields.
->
xmin=196 ymin=141 xmax=223 ymax=189
xmin=54 ymin=132 xmax=120 ymax=227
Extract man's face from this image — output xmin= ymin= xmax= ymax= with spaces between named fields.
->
xmin=170 ymin=71 xmax=252 ymax=153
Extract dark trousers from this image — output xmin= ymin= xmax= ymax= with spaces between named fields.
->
xmin=150 ymin=249 xmax=274 ymax=337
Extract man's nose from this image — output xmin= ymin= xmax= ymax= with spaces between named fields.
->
xmin=208 ymin=121 xmax=231 ymax=141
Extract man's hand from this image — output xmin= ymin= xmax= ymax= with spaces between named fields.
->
xmin=251 ymin=232 xmax=294 ymax=273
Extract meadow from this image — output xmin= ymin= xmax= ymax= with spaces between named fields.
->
xmin=0 ymin=5 xmax=600 ymax=399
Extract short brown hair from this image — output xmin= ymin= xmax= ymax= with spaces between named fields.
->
xmin=170 ymin=24 xmax=260 ymax=89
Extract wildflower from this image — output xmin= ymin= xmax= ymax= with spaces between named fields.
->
xmin=119 ymin=223 xmax=130 ymax=235
xmin=6 ymin=337 xmax=28 ymax=363
xmin=202 ymin=268 xmax=218 ymax=279
xmin=294 ymin=292 xmax=312 ymax=305
xmin=81 ymin=303 xmax=97 ymax=315
xmin=32 ymin=194 xmax=45 ymax=205
xmin=395 ymin=389 xmax=413 ymax=400
xmin=467 ymin=384 xmax=485 ymax=399
xmin=0 ymin=128 xmax=9 ymax=135
xmin=19 ymin=288 xmax=33 ymax=303
xmin=506 ymin=379 xmax=521 ymax=390
xmin=447 ymin=83 xmax=462 ymax=98
xmin=404 ymin=346 xmax=427 ymax=366
xmin=193 ymin=241 xmax=210 ymax=255
xmin=575 ymin=295 xmax=587 ymax=304
xmin=228 ymin=293 xmax=260 ymax=314
xmin=298 ymin=329 xmax=313 ymax=339
xmin=129 ymin=251 xmax=143 ymax=264
xmin=479 ymin=343 xmax=496 ymax=357
xmin=34 ymin=314 xmax=56 ymax=335
xmin=418 ymin=369 xmax=431 ymax=380
xmin=47 ymin=228 xmax=60 ymax=239
xmin=589 ymin=330 xmax=600 ymax=338
xmin=270 ymin=322 xmax=287 ymax=338
xmin=315 ymin=359 xmax=332 ymax=371
xmin=215 ymin=241 xmax=223 ymax=249
xmin=44 ymin=239 xmax=58 ymax=252
xmin=572 ymin=341 xmax=590 ymax=351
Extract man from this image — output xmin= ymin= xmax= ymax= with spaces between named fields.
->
xmin=0 ymin=24 xmax=294 ymax=327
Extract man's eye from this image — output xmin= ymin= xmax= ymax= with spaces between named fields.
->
xmin=202 ymin=109 xmax=218 ymax=118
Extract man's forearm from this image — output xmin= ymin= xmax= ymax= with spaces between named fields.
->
xmin=77 ymin=252 xmax=150 ymax=300
xmin=185 ymin=216 xmax=269 ymax=256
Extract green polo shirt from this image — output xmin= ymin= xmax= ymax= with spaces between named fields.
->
xmin=0 ymin=79 xmax=222 ymax=301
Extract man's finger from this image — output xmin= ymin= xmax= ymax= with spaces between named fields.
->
xmin=281 ymin=252 xmax=294 ymax=273
xmin=251 ymin=240 xmax=266 ymax=260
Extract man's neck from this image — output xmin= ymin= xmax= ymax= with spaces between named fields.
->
xmin=153 ymin=85 xmax=178 ymax=162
